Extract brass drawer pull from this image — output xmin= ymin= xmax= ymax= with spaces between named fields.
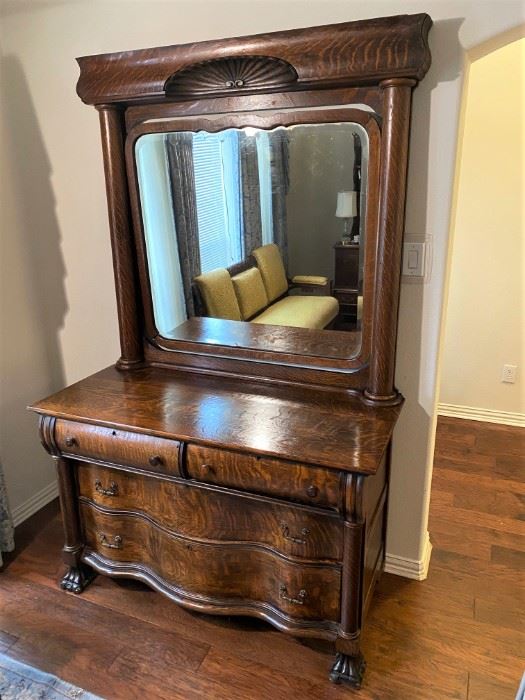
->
xmin=94 ymin=479 xmax=118 ymax=497
xmin=200 ymin=463 xmax=215 ymax=476
xmin=149 ymin=455 xmax=164 ymax=467
xmin=306 ymin=485 xmax=318 ymax=498
xmin=280 ymin=523 xmax=310 ymax=545
xmin=65 ymin=436 xmax=77 ymax=448
xmin=279 ymin=584 xmax=307 ymax=606
xmin=98 ymin=533 xmax=123 ymax=549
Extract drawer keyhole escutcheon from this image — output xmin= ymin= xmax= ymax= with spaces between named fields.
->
xmin=280 ymin=523 xmax=310 ymax=545
xmin=94 ymin=480 xmax=118 ymax=497
xmin=149 ymin=455 xmax=164 ymax=467
xmin=65 ymin=436 xmax=77 ymax=448
xmin=306 ymin=485 xmax=318 ymax=498
xmin=279 ymin=584 xmax=307 ymax=605
xmin=98 ymin=533 xmax=123 ymax=549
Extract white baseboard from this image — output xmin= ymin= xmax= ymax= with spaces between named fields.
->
xmin=11 ymin=481 xmax=58 ymax=528
xmin=384 ymin=532 xmax=432 ymax=581
xmin=438 ymin=403 xmax=525 ymax=428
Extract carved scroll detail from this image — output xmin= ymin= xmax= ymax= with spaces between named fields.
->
xmin=164 ymin=55 xmax=297 ymax=97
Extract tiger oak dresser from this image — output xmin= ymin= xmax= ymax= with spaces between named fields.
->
xmin=30 ymin=14 xmax=432 ymax=688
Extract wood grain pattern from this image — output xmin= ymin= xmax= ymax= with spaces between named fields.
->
xmin=165 ymin=55 xmax=298 ymax=98
xmin=77 ymin=462 xmax=343 ymax=561
xmin=365 ymin=79 xmax=414 ymax=402
xmin=97 ymin=106 xmax=143 ymax=369
xmin=164 ymin=317 xmax=361 ymax=361
xmin=79 ymin=501 xmax=342 ymax=626
xmin=125 ymin=107 xmax=381 ymax=391
xmin=30 ymin=365 xmax=401 ymax=474
xmin=55 ymin=420 xmax=181 ymax=476
xmin=78 ymin=16 xmax=431 ymax=401
xmin=76 ymin=14 xmax=431 ymax=105
xmin=124 ymin=84 xmax=384 ymax=131
xmin=3 ymin=419 xmax=523 ymax=697
xmin=27 ymin=15 xmax=435 ymax=690
xmin=186 ymin=444 xmax=342 ymax=510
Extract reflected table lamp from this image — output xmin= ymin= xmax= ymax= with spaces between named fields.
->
xmin=335 ymin=191 xmax=357 ymax=245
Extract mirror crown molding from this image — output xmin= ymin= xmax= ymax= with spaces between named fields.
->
xmin=165 ymin=55 xmax=298 ymax=98
xmin=76 ymin=13 xmax=431 ymax=105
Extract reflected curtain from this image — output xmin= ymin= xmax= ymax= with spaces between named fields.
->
xmin=166 ymin=133 xmax=201 ymax=317
xmin=0 ymin=461 xmax=14 ymax=567
xmin=239 ymin=133 xmax=263 ymax=255
xmin=268 ymin=130 xmax=290 ymax=268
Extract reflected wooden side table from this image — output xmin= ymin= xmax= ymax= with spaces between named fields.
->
xmin=333 ymin=243 xmax=360 ymax=329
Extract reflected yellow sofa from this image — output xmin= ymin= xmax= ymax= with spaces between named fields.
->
xmin=194 ymin=244 xmax=339 ymax=330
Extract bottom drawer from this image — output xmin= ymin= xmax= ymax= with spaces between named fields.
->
xmin=80 ymin=502 xmax=341 ymax=623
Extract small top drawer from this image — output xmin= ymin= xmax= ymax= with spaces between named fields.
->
xmin=186 ymin=444 xmax=341 ymax=510
xmin=55 ymin=420 xmax=180 ymax=475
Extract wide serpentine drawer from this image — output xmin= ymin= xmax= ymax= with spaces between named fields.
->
xmin=55 ymin=420 xmax=180 ymax=475
xmin=77 ymin=463 xmax=343 ymax=561
xmin=186 ymin=444 xmax=342 ymax=510
xmin=79 ymin=501 xmax=341 ymax=623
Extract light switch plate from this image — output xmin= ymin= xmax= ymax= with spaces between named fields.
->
xmin=402 ymin=242 xmax=426 ymax=277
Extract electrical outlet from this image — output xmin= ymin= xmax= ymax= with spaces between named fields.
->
xmin=501 ymin=364 xmax=518 ymax=384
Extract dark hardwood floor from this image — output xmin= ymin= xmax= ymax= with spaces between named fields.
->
xmin=1 ymin=417 xmax=523 ymax=699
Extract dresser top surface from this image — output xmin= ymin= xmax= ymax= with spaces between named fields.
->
xmin=30 ymin=366 xmax=402 ymax=474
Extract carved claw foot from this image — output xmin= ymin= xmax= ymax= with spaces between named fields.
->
xmin=60 ymin=565 xmax=97 ymax=594
xmin=329 ymin=651 xmax=366 ymax=688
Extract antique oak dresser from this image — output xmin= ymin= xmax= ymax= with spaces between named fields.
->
xmin=31 ymin=14 xmax=432 ymax=688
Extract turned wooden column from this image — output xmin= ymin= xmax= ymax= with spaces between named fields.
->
xmin=97 ymin=104 xmax=143 ymax=369
xmin=365 ymin=79 xmax=416 ymax=403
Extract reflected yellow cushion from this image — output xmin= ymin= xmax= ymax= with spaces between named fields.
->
xmin=231 ymin=268 xmax=269 ymax=320
xmin=291 ymin=275 xmax=329 ymax=286
xmin=193 ymin=268 xmax=242 ymax=321
xmin=252 ymin=295 xmax=339 ymax=330
xmin=252 ymin=244 xmax=289 ymax=302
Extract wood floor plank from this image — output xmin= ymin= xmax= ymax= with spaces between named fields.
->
xmin=453 ymin=489 xmax=524 ymax=520
xmin=429 ymin=519 xmax=525 ymax=561
xmin=429 ymin=488 xmax=455 ymax=508
xmin=495 ymin=453 xmax=525 ymax=481
xmin=430 ymin=466 xmax=525 ymax=496
xmin=474 ymin=429 xmax=525 ymax=458
xmin=467 ymin=671 xmax=520 ymax=700
xmin=430 ymin=500 xmax=525 ymax=536
xmin=1 ymin=416 xmax=523 ymax=698
xmin=429 ymin=526 xmax=492 ymax=560
xmin=474 ymin=595 xmax=525 ymax=633
xmin=491 ymin=544 xmax=525 ymax=570
xmin=434 ymin=432 xmax=477 ymax=452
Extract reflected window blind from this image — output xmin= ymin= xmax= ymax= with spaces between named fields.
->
xmin=193 ymin=131 xmax=243 ymax=273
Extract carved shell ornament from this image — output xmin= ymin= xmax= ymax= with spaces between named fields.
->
xmin=164 ymin=55 xmax=298 ymax=97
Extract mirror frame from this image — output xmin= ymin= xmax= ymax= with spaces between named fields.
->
xmin=78 ymin=13 xmax=432 ymax=403
xmin=125 ymin=108 xmax=380 ymax=375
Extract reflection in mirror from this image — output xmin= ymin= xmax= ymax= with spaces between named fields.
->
xmin=136 ymin=122 xmax=368 ymax=358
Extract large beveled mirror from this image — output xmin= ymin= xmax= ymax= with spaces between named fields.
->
xmin=133 ymin=117 xmax=375 ymax=361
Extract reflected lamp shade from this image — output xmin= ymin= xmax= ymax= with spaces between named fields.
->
xmin=335 ymin=191 xmax=357 ymax=218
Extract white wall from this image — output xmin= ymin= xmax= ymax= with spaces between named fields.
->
xmin=0 ymin=32 xmax=62 ymax=522
xmin=439 ymin=36 xmax=524 ymax=422
xmin=1 ymin=1 xmax=523 ymax=569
